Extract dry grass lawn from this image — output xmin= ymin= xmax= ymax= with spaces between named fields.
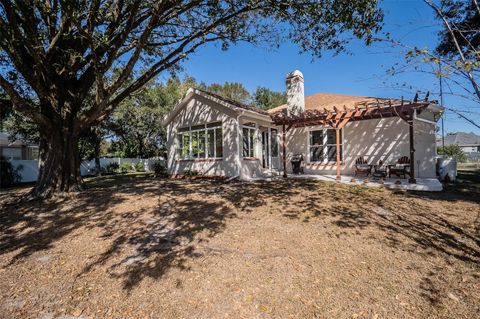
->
xmin=0 ymin=173 xmax=479 ymax=319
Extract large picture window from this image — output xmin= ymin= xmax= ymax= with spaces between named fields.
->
xmin=309 ymin=128 xmax=342 ymax=162
xmin=177 ymin=122 xmax=223 ymax=159
xmin=242 ymin=125 xmax=256 ymax=157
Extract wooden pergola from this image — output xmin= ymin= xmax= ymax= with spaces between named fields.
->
xmin=271 ymin=96 xmax=433 ymax=183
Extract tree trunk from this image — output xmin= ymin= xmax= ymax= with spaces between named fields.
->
xmin=30 ymin=127 xmax=83 ymax=199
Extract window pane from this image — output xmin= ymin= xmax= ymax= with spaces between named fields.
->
xmin=182 ymin=133 xmax=190 ymax=157
xmin=327 ymin=145 xmax=336 ymax=161
xmin=327 ymin=145 xmax=343 ymax=161
xmin=249 ymin=129 xmax=255 ymax=157
xmin=191 ymin=124 xmax=205 ymax=131
xmin=326 ymin=129 xmax=336 ymax=144
xmin=2 ymin=148 xmax=22 ymax=160
xmin=310 ymin=146 xmax=324 ymax=162
xmin=30 ymin=148 xmax=39 ymax=160
xmin=199 ymin=131 xmax=206 ymax=158
xmin=177 ymin=133 xmax=183 ymax=157
xmin=243 ymin=128 xmax=249 ymax=157
xmin=207 ymin=121 xmax=221 ymax=128
xmin=310 ymin=130 xmax=323 ymax=145
xmin=192 ymin=131 xmax=199 ymax=158
xmin=215 ymin=127 xmax=223 ymax=158
xmin=207 ymin=129 xmax=215 ymax=157
xmin=271 ymin=129 xmax=278 ymax=157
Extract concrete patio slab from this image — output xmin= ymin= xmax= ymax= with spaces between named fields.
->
xmin=248 ymin=173 xmax=443 ymax=192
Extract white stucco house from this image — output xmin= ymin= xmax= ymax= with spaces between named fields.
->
xmin=163 ymin=71 xmax=444 ymax=182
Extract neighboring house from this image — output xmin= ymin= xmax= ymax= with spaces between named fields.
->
xmin=0 ymin=132 xmax=39 ymax=160
xmin=163 ymin=70 xmax=444 ymax=181
xmin=437 ymin=132 xmax=480 ymax=153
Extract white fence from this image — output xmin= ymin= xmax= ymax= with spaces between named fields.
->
xmin=10 ymin=160 xmax=39 ymax=182
xmin=9 ymin=157 xmax=164 ymax=183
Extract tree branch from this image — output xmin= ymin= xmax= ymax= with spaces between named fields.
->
xmin=0 ymin=74 xmax=50 ymax=128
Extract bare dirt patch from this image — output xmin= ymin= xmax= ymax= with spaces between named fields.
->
xmin=1 ymin=174 xmax=479 ymax=318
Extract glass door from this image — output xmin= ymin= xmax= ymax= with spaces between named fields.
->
xmin=262 ymin=128 xmax=279 ymax=169
xmin=270 ymin=128 xmax=279 ymax=169
xmin=262 ymin=131 xmax=270 ymax=168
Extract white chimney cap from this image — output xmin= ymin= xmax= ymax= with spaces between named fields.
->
xmin=286 ymin=70 xmax=304 ymax=80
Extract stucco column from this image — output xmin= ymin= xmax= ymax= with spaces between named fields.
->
xmin=236 ymin=114 xmax=243 ymax=178
xmin=335 ymin=128 xmax=341 ymax=181
xmin=282 ymin=124 xmax=287 ymax=178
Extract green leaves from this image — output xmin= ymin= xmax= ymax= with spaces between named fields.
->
xmin=252 ymin=87 xmax=287 ymax=110
xmin=438 ymin=145 xmax=467 ymax=163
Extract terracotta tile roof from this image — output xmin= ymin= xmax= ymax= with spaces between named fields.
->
xmin=268 ymin=93 xmax=402 ymax=114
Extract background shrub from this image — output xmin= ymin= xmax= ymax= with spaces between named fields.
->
xmin=438 ymin=145 xmax=467 ymax=163
xmin=105 ymin=162 xmax=119 ymax=174
xmin=0 ymin=156 xmax=23 ymax=188
xmin=152 ymin=160 xmax=167 ymax=177
xmin=120 ymin=162 xmax=133 ymax=173
xmin=134 ymin=162 xmax=145 ymax=172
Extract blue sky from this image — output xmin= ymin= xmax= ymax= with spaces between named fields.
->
xmin=165 ymin=0 xmax=480 ymax=135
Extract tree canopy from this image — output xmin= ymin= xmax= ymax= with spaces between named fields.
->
xmin=253 ymin=87 xmax=287 ymax=110
xmin=0 ymin=0 xmax=383 ymax=198
xmin=435 ymin=0 xmax=480 ymax=60
xmin=108 ymin=76 xmax=196 ymax=158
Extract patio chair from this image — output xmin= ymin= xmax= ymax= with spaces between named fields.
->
xmin=354 ymin=157 xmax=371 ymax=177
xmin=388 ymin=156 xmax=411 ymax=179
xmin=372 ymin=160 xmax=388 ymax=178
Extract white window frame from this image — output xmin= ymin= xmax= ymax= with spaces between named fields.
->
xmin=242 ymin=125 xmax=256 ymax=158
xmin=177 ymin=122 xmax=223 ymax=159
xmin=307 ymin=127 xmax=343 ymax=163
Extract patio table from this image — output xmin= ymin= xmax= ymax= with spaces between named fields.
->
xmin=372 ymin=164 xmax=388 ymax=178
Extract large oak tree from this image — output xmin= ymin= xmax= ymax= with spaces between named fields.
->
xmin=0 ymin=0 xmax=383 ymax=198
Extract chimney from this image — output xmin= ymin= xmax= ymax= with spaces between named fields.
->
xmin=286 ymin=70 xmax=305 ymax=116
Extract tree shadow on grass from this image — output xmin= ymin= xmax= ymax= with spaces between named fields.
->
xmin=0 ymin=187 xmax=122 ymax=265
xmin=1 ymin=175 xmax=479 ymax=295
xmin=219 ymin=179 xmax=480 ymax=265
xmin=78 ymin=179 xmax=237 ymax=292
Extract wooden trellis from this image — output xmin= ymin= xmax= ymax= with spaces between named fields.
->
xmin=272 ymin=96 xmax=432 ymax=183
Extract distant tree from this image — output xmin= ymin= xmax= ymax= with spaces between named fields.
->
xmin=0 ymin=91 xmax=11 ymax=131
xmin=435 ymin=0 xmax=480 ymax=60
xmin=438 ymin=144 xmax=467 ymax=162
xmin=382 ymin=0 xmax=479 ymax=128
xmin=426 ymin=0 xmax=480 ymax=102
xmin=78 ymin=127 xmax=109 ymax=175
xmin=0 ymin=1 xmax=383 ymax=198
xmin=205 ymin=82 xmax=251 ymax=104
xmin=0 ymin=155 xmax=23 ymax=187
xmin=253 ymin=87 xmax=287 ymax=110
xmin=109 ymin=77 xmax=196 ymax=158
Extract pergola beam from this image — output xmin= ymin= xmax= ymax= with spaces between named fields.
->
xmin=271 ymin=99 xmax=431 ymax=183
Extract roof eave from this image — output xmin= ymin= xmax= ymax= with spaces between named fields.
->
xmin=162 ymin=88 xmax=271 ymax=126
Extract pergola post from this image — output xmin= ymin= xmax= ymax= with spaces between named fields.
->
xmin=335 ymin=128 xmax=341 ymax=181
xmin=282 ymin=124 xmax=287 ymax=178
xmin=408 ymin=118 xmax=416 ymax=184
